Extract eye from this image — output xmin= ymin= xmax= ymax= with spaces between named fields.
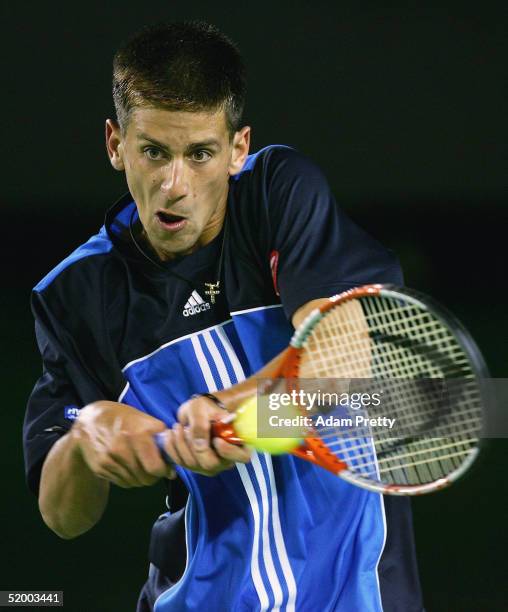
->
xmin=143 ymin=146 xmax=165 ymax=161
xmin=190 ymin=150 xmax=212 ymax=163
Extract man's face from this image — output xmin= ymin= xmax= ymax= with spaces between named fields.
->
xmin=107 ymin=107 xmax=249 ymax=260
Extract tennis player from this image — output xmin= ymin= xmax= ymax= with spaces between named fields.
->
xmin=23 ymin=22 xmax=424 ymax=611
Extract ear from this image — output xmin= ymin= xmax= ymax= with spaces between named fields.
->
xmin=228 ymin=126 xmax=251 ymax=176
xmin=105 ymin=119 xmax=125 ymax=171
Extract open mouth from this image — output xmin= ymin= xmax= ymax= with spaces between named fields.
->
xmin=157 ymin=211 xmax=185 ymax=224
xmin=156 ymin=211 xmax=187 ymax=231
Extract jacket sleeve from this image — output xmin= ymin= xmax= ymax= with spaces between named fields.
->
xmin=23 ymin=288 xmax=108 ymax=496
xmin=262 ymin=147 xmax=403 ymax=320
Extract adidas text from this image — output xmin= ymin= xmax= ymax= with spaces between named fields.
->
xmin=183 ymin=302 xmax=211 ymax=317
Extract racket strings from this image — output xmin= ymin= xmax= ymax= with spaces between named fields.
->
xmin=317 ymin=429 xmax=477 ymax=484
xmin=321 ymin=431 xmax=479 ymax=466
xmin=301 ymin=308 xmax=472 ymax=380
xmin=298 ymin=294 xmax=483 ymax=486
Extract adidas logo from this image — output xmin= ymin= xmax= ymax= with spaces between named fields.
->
xmin=183 ymin=290 xmax=211 ymax=317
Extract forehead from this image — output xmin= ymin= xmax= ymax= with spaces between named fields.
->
xmin=126 ymin=106 xmax=229 ymax=147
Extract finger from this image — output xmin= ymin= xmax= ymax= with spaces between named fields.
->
xmin=97 ymin=473 xmax=134 ymax=489
xmin=176 ymin=401 xmax=192 ymax=428
xmin=172 ymin=424 xmax=200 ymax=468
xmin=95 ymin=460 xmax=144 ymax=488
xmin=177 ymin=429 xmax=224 ymax=472
xmin=131 ymin=456 xmax=161 ymax=487
xmin=108 ymin=443 xmax=148 ymax=487
xmin=212 ymin=437 xmax=252 ymax=464
xmin=180 ymin=425 xmax=226 ymax=472
xmin=161 ymin=436 xmax=214 ymax=476
xmin=179 ymin=400 xmax=212 ymax=452
xmin=131 ymin=434 xmax=171 ymax=480
xmin=158 ymin=429 xmax=191 ymax=470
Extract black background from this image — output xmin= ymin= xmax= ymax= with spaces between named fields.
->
xmin=2 ymin=2 xmax=506 ymax=611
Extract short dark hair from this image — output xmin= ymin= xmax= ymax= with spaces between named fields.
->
xmin=112 ymin=21 xmax=246 ymax=136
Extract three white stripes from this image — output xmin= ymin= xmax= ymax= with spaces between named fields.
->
xmin=185 ymin=290 xmax=205 ymax=309
xmin=196 ymin=325 xmax=297 ymax=612
xmin=237 ymin=463 xmax=271 ymax=611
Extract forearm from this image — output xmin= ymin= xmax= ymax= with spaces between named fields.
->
xmin=38 ymin=428 xmax=109 ymax=540
xmin=38 ymin=399 xmax=172 ymax=538
xmin=216 ymin=350 xmax=288 ymax=410
xmin=217 ymin=298 xmax=328 ymax=410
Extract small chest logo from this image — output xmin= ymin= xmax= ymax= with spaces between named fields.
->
xmin=64 ymin=405 xmax=81 ymax=420
xmin=269 ymin=250 xmax=280 ymax=296
xmin=183 ymin=290 xmax=211 ymax=317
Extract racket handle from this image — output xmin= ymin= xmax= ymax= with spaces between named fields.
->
xmin=153 ymin=432 xmax=174 ymax=466
xmin=211 ymin=420 xmax=244 ymax=445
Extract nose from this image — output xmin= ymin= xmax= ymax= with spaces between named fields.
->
xmin=160 ymin=158 xmax=189 ymax=200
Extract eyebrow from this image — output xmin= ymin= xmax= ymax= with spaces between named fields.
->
xmin=188 ymin=139 xmax=222 ymax=150
xmin=137 ymin=133 xmax=169 ymax=150
xmin=136 ymin=134 xmax=222 ymax=151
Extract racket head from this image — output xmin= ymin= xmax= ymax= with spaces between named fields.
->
xmin=278 ymin=284 xmax=488 ymax=495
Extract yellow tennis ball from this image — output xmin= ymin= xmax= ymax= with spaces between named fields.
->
xmin=234 ymin=395 xmax=303 ymax=454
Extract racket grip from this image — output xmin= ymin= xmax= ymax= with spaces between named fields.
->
xmin=212 ymin=420 xmax=244 ymax=445
xmin=153 ymin=432 xmax=174 ymax=466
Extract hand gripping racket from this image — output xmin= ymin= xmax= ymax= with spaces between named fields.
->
xmin=156 ymin=284 xmax=488 ymax=496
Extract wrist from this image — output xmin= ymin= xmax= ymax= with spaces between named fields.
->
xmin=191 ymin=392 xmax=227 ymax=411
xmin=212 ymin=387 xmax=255 ymax=413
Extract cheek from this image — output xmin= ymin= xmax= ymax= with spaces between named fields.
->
xmin=200 ymin=177 xmax=226 ymax=210
xmin=203 ymin=166 xmax=229 ymax=194
xmin=122 ymin=159 xmax=139 ymax=189
xmin=125 ymin=160 xmax=159 ymax=193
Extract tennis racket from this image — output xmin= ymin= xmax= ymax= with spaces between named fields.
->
xmin=156 ymin=284 xmax=488 ymax=496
